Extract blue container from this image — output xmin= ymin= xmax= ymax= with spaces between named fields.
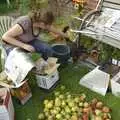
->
xmin=52 ymin=44 xmax=71 ymax=64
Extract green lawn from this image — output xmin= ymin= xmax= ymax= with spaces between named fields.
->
xmin=13 ymin=63 xmax=120 ymax=120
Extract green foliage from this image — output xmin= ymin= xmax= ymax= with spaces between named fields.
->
xmin=0 ymin=0 xmax=49 ymax=15
xmin=111 ymin=48 xmax=120 ymax=59
xmin=79 ymin=36 xmax=120 ymax=62
xmin=80 ymin=36 xmax=95 ymax=50
xmin=0 ymin=0 xmax=6 ymax=3
xmin=0 ymin=1 xmax=16 ymax=15
xmin=18 ymin=0 xmax=31 ymax=15
xmin=31 ymin=53 xmax=41 ymax=61
xmin=97 ymin=43 xmax=120 ymax=62
xmin=32 ymin=0 xmax=48 ymax=9
xmin=18 ymin=0 xmax=49 ymax=15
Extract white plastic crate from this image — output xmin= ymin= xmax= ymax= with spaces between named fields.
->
xmin=36 ymin=70 xmax=59 ymax=89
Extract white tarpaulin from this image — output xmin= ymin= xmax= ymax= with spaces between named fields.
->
xmin=5 ymin=48 xmax=35 ymax=86
xmin=80 ymin=66 xmax=110 ymax=96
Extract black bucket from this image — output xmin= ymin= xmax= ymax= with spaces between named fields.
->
xmin=52 ymin=44 xmax=71 ymax=64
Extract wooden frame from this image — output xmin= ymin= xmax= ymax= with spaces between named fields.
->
xmin=71 ymin=0 xmax=120 ymax=49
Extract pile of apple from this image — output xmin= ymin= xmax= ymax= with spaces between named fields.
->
xmin=38 ymin=86 xmax=112 ymax=120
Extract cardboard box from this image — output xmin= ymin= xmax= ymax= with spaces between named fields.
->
xmin=0 ymin=88 xmax=14 ymax=120
xmin=10 ymin=81 xmax=32 ymax=105
xmin=35 ymin=57 xmax=60 ymax=89
xmin=80 ymin=65 xmax=120 ymax=96
xmin=34 ymin=57 xmax=60 ymax=75
xmin=111 ymin=71 xmax=120 ymax=97
xmin=80 ymin=66 xmax=110 ymax=96
xmin=36 ymin=70 xmax=59 ymax=89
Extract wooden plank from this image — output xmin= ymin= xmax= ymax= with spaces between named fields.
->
xmin=104 ymin=0 xmax=120 ymax=4
xmin=75 ymin=0 xmax=120 ymax=49
xmin=102 ymin=2 xmax=120 ymax=10
xmin=82 ymin=28 xmax=120 ymax=49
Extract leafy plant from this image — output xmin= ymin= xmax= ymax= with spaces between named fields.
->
xmin=18 ymin=0 xmax=31 ymax=15
xmin=0 ymin=0 xmax=16 ymax=15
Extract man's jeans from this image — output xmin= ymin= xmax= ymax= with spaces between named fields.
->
xmin=6 ymin=39 xmax=53 ymax=60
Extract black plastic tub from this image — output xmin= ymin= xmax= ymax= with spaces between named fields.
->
xmin=52 ymin=44 xmax=71 ymax=64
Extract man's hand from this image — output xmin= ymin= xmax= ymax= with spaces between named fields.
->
xmin=23 ymin=44 xmax=35 ymax=52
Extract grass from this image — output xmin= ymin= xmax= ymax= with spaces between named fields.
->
xmin=12 ymin=62 xmax=120 ymax=120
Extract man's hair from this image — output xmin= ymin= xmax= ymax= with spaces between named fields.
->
xmin=29 ymin=9 xmax=54 ymax=25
